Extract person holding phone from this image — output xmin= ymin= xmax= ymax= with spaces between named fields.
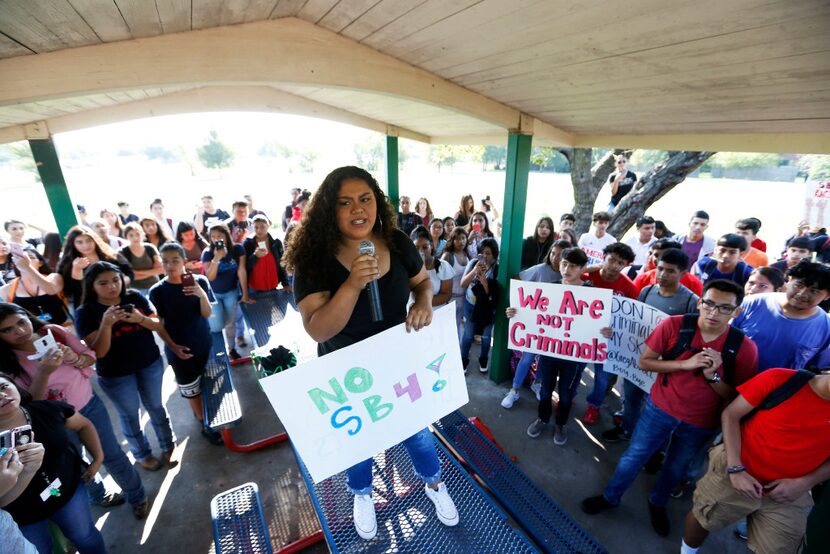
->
xmin=75 ymin=262 xmax=177 ymax=472
xmin=459 ymin=238 xmax=500 ymax=373
xmin=464 ymin=211 xmax=495 ymax=259
xmin=283 ymin=166 xmax=458 ymax=540
xmin=242 ymin=214 xmax=291 ymax=296
xmin=150 ymin=243 xmax=223 ymax=445
xmin=202 ymin=223 xmax=251 ymax=359
xmin=440 ymin=227 xmax=471 ymax=337
xmin=0 ymin=446 xmax=38 ymax=553
xmin=1 ymin=247 xmax=69 ymax=327
xmin=0 ymin=374 xmax=108 ymax=553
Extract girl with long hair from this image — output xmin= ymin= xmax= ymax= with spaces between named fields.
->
xmin=465 ymin=211 xmax=495 ymax=259
xmin=520 ymin=216 xmax=555 ymax=270
xmin=175 ymin=221 xmax=208 ymax=274
xmin=440 ymin=227 xmax=471 ymax=335
xmin=441 ymin=217 xmax=456 ymax=242
xmin=459 ymin=237 xmax=499 ymax=373
xmin=0 ymin=246 xmax=68 ymax=326
xmin=0 ymin=238 xmax=16 ymax=284
xmin=119 ymin=222 xmax=163 ymax=296
xmin=411 ymin=226 xmax=453 ymax=307
xmin=0 ymin=302 xmax=149 ymax=517
xmin=56 ymin=226 xmax=134 ymax=308
xmin=283 ymin=166 xmax=459 ymax=540
xmin=139 ymin=216 xmax=171 ymax=250
xmin=428 ymin=218 xmax=446 ymax=256
xmin=454 ymin=194 xmax=475 ymax=227
xmin=99 ymin=209 xmax=123 ymax=238
xmin=415 ymin=197 xmax=434 ymax=226
xmin=75 ymin=262 xmax=177 ymax=471
xmin=0 ymin=373 xmax=108 ymax=552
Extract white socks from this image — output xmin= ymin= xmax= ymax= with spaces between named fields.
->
xmin=680 ymin=540 xmax=699 ymax=554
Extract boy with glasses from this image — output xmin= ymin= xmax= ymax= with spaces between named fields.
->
xmin=582 ymin=280 xmax=758 ymax=537
xmin=732 ymin=261 xmax=830 ymax=372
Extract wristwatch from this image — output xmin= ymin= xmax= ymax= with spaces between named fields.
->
xmin=704 ymin=372 xmax=721 ymax=383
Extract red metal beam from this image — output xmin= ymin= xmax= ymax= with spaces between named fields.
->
xmin=220 ymin=428 xmax=288 ymax=453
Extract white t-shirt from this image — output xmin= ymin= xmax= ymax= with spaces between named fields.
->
xmin=578 ymin=232 xmax=617 ymax=265
xmin=624 ymin=236 xmax=656 ymax=266
xmin=427 ymin=258 xmax=454 ymax=303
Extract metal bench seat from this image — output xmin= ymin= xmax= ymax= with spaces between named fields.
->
xmin=211 ymin=482 xmax=273 ymax=554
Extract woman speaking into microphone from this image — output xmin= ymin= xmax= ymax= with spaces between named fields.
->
xmin=283 ymin=166 xmax=459 ymax=540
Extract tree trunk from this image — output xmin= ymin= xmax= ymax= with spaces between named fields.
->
xmin=559 ymin=147 xmax=628 ymax=235
xmin=607 ymin=151 xmax=715 ymax=238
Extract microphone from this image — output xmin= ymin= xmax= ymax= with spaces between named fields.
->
xmin=358 ymin=240 xmax=383 ymax=322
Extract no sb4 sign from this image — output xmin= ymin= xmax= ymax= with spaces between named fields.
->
xmin=259 ymin=304 xmax=468 ymax=483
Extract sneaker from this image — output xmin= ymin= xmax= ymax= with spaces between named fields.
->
xmin=236 ymin=336 xmax=248 ymax=347
xmin=530 ymin=381 xmax=542 ymax=401
xmin=581 ymin=495 xmax=616 ymax=515
xmin=526 ymin=418 xmax=546 ymax=438
xmin=132 ymin=500 xmax=150 ymax=520
xmin=582 ymin=405 xmax=600 ymax=425
xmin=601 ymin=426 xmax=631 ymax=443
xmin=138 ymin=457 xmax=164 ymax=471
xmin=96 ymin=492 xmax=126 ymax=508
xmin=228 ymin=348 xmax=241 ymax=361
xmin=648 ymin=500 xmax=670 ymax=537
xmin=501 ymin=390 xmax=520 ymax=409
xmin=478 ymin=357 xmax=489 ymax=373
xmin=424 ymin=483 xmax=459 ymax=527
xmin=353 ymin=494 xmax=377 ymax=539
xmin=462 ymin=358 xmax=469 ymax=374
xmin=553 ymin=425 xmax=568 ymax=446
xmin=201 ymin=426 xmax=224 ymax=445
xmin=670 ymin=480 xmax=690 ymax=499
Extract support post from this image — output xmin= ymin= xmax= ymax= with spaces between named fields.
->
xmin=385 ymin=135 xmax=399 ymax=209
xmin=28 ymin=138 xmax=77 ymax=237
xmin=489 ymin=132 xmax=532 ymax=382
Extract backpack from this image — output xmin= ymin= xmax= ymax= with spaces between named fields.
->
xmin=660 ymin=313 xmax=745 ymax=387
xmin=740 ymin=369 xmax=816 ymax=422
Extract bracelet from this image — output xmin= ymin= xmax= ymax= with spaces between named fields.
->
xmin=726 ymin=465 xmax=746 ymax=475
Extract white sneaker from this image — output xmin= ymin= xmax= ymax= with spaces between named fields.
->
xmin=530 ymin=381 xmax=542 ymax=401
xmin=353 ymin=494 xmax=377 ymax=539
xmin=501 ymin=390 xmax=520 ymax=409
xmin=553 ymin=425 xmax=568 ymax=446
xmin=424 ymin=483 xmax=459 ymax=526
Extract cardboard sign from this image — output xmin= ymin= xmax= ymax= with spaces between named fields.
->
xmin=805 ymin=180 xmax=830 ymax=228
xmin=507 ymin=281 xmax=612 ymax=363
xmin=260 ymin=304 xmax=468 ymax=483
xmin=604 ymin=297 xmax=669 ymax=392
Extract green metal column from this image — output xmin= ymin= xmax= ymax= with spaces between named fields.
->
xmin=28 ymin=138 xmax=77 ymax=238
xmin=385 ymin=135 xmax=400 ymax=209
xmin=489 ymin=132 xmax=532 ymax=382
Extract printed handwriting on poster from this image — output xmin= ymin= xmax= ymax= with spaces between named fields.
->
xmin=604 ymin=297 xmax=668 ymax=392
xmin=508 ymin=281 xmax=613 ymax=363
xmin=805 ymin=180 xmax=830 ymax=228
xmin=259 ymin=305 xmax=467 ymax=483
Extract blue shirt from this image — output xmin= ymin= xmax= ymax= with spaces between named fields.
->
xmin=731 ymin=292 xmax=830 ymax=371
xmin=201 ymin=244 xmax=245 ymax=293
xmin=696 ymin=256 xmax=752 ymax=287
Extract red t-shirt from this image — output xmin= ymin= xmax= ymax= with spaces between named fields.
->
xmin=584 ymin=271 xmax=638 ymax=299
xmin=633 ymin=269 xmax=703 ymax=296
xmin=645 ymin=316 xmax=758 ymax=429
xmin=248 ymin=252 xmax=280 ymax=291
xmin=751 ymin=237 xmax=767 ymax=253
xmin=738 ymin=369 xmax=830 ymax=484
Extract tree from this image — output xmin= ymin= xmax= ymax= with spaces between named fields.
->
xmin=197 ymin=130 xmax=234 ymax=170
xmin=0 ymin=142 xmax=40 ymax=182
xmin=483 ymin=145 xmax=507 ymax=170
xmin=297 ymin=148 xmax=318 ymax=173
xmin=354 ymin=136 xmax=383 ymax=171
xmin=429 ymin=145 xmax=459 ymax=171
xmin=142 ymin=145 xmax=181 ymax=163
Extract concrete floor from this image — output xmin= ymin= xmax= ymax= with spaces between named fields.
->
xmin=89 ymin=344 xmax=751 ymax=554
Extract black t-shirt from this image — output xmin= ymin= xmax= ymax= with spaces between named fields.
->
xmin=609 ymin=170 xmax=637 ymax=206
xmin=293 ymin=230 xmax=422 ymax=356
xmin=75 ymin=291 xmax=161 ymax=377
xmin=149 ymin=274 xmax=215 ymax=357
xmin=396 ymin=212 xmax=423 ymax=236
xmin=61 ymin=254 xmax=135 ymax=308
xmin=5 ymin=401 xmax=82 ymax=526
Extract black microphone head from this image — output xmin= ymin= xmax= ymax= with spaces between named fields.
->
xmin=358 ymin=240 xmax=375 ymax=256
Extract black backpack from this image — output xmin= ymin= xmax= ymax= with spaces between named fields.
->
xmin=740 ymin=369 xmax=816 ymax=422
xmin=660 ymin=313 xmax=745 ymax=386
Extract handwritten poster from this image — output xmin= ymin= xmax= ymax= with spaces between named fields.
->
xmin=508 ymin=281 xmax=612 ymax=363
xmin=805 ymin=180 xmax=830 ymax=229
xmin=604 ymin=297 xmax=668 ymax=392
xmin=259 ymin=304 xmax=468 ymax=483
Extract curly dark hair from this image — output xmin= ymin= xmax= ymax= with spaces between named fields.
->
xmin=283 ymin=166 xmax=397 ymax=291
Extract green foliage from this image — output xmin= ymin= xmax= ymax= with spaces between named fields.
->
xmin=482 ymin=145 xmax=507 ymax=169
xmin=0 ymin=142 xmax=40 ymax=182
xmin=142 ymin=145 xmax=181 ymax=163
xmin=353 ymin=135 xmax=384 ymax=171
xmin=629 ymin=150 xmax=668 ymax=169
xmin=259 ymin=142 xmax=294 ymax=159
xmin=709 ymin=152 xmax=782 ymax=169
xmin=196 ymin=130 xmax=234 ymax=170
xmin=428 ymin=144 xmax=482 ymax=171
xmin=799 ymin=155 xmax=830 ymax=180
xmin=530 ymin=147 xmax=569 ymax=172
xmin=297 ymin=148 xmax=318 ymax=173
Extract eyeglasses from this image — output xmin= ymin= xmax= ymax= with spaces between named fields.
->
xmin=699 ymin=299 xmax=737 ymax=315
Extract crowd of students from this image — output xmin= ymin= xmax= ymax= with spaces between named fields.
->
xmin=1 ymin=161 xmax=829 ymax=552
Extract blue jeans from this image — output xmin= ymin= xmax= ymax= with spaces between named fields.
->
xmin=621 ymin=379 xmax=647 ymax=435
xmin=602 ymin=399 xmax=717 ymax=507
xmin=537 ymin=356 xmax=584 ymax=426
xmin=586 ymin=363 xmax=610 ymax=408
xmin=20 ymin=485 xmax=108 ymax=554
xmin=460 ymin=300 xmax=493 ymax=360
xmin=346 ymin=428 xmax=441 ymax=495
xmin=78 ymin=393 xmax=147 ymax=506
xmin=210 ymin=289 xmax=244 ymax=340
xmin=98 ymin=357 xmax=175 ymax=462
xmin=512 ymin=351 xmax=537 ymax=389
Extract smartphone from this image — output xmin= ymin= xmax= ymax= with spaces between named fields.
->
xmin=181 ymin=273 xmax=195 ymax=288
xmin=472 ymin=223 xmax=481 ymax=232
xmin=239 ymin=221 xmax=248 ymax=229
xmin=26 ymin=329 xmax=57 ymax=361
xmin=257 ymin=241 xmax=267 ymax=250
xmin=119 ymin=303 xmax=134 ymax=313
xmin=11 ymin=425 xmax=32 ymax=446
xmin=477 ymin=253 xmax=484 ymax=263
xmin=215 ymin=240 xmax=225 ymax=249
xmin=0 ymin=430 xmax=11 ymax=449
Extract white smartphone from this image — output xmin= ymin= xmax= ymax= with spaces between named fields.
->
xmin=27 ymin=329 xmax=57 ymax=361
